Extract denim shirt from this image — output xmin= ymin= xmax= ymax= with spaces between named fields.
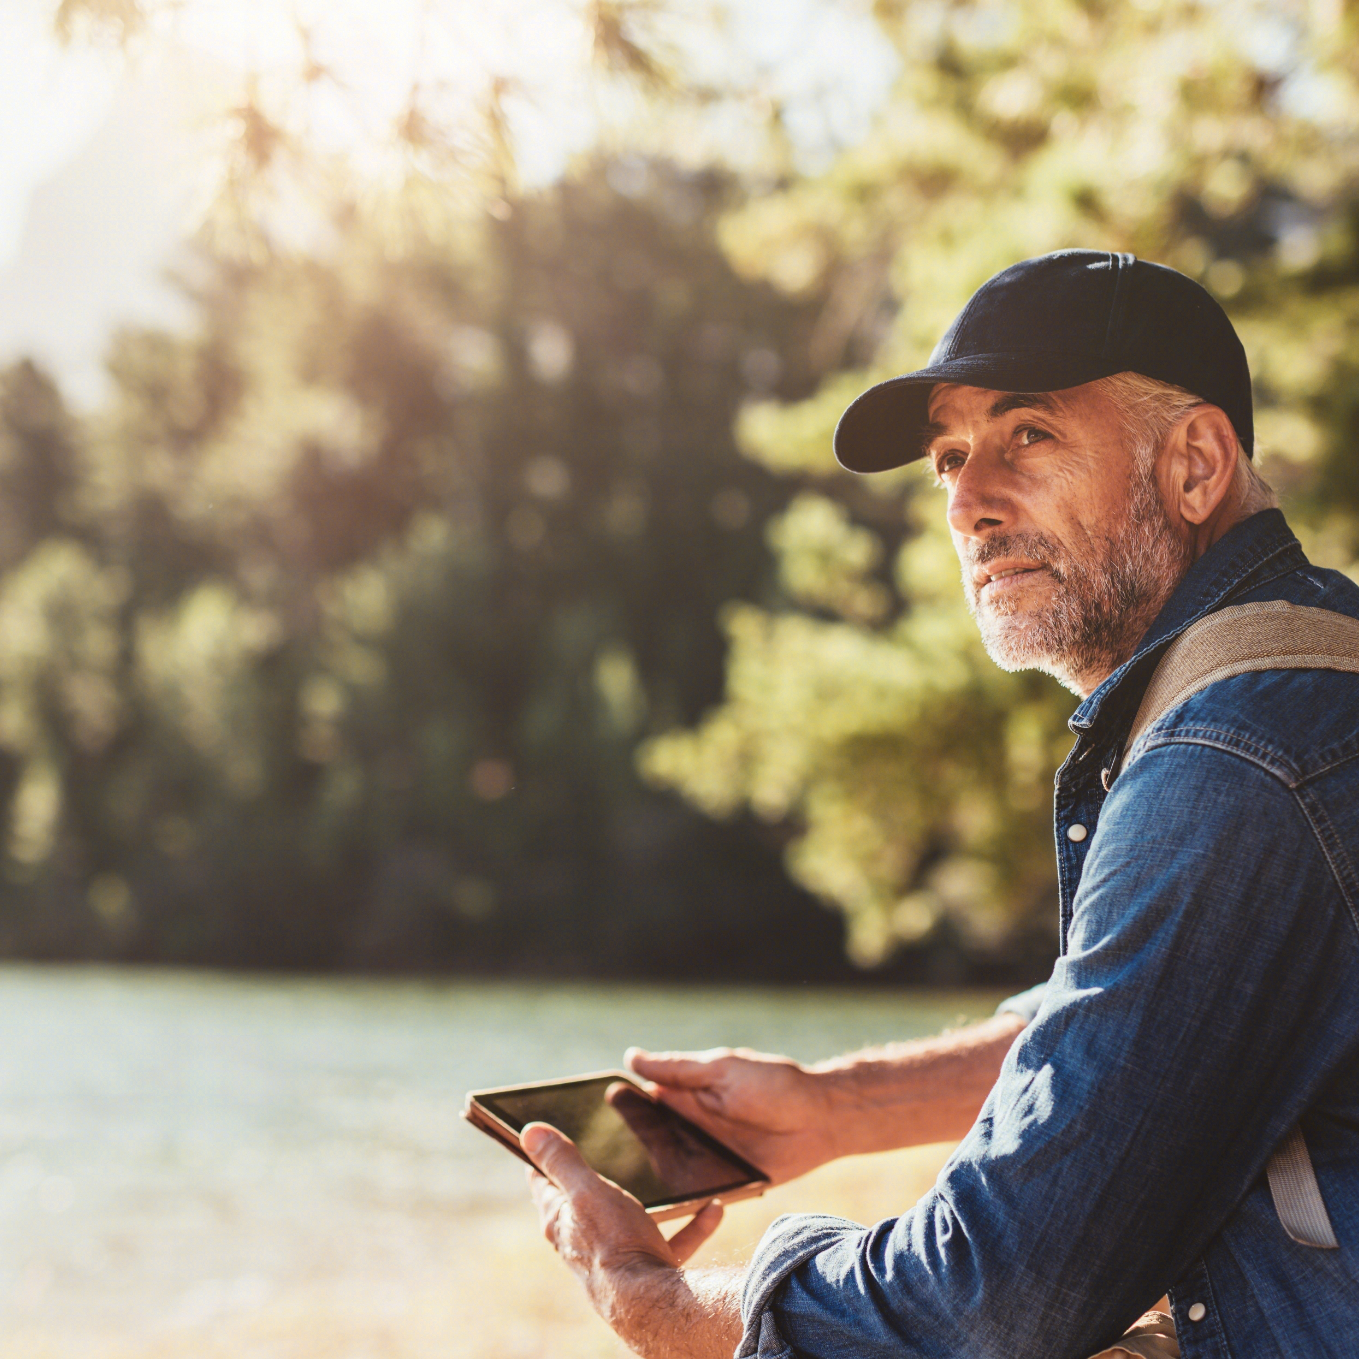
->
xmin=738 ymin=510 xmax=1359 ymax=1359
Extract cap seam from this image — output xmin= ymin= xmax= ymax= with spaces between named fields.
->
xmin=1100 ymin=251 xmax=1135 ymax=363
xmin=939 ymin=278 xmax=994 ymax=361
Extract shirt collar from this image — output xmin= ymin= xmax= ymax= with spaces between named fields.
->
xmin=1068 ymin=509 xmax=1306 ymax=736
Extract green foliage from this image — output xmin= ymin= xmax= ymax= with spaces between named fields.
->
xmin=38 ymin=0 xmax=1359 ymax=976
xmin=767 ymin=494 xmax=890 ymax=624
xmin=0 ymin=159 xmax=869 ymax=977
xmin=643 ymin=0 xmax=1359 ymax=966
xmin=644 ymin=504 xmax=1072 ymax=965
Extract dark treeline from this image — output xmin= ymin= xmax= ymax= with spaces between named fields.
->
xmin=0 ymin=158 xmax=968 ymax=983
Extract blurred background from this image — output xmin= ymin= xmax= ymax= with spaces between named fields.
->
xmin=3 ymin=0 xmax=1359 ymax=1354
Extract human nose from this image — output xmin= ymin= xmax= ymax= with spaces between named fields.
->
xmin=946 ymin=452 xmax=1013 ymax=541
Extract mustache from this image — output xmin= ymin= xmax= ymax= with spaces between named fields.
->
xmin=965 ymin=533 xmax=1068 ymax=583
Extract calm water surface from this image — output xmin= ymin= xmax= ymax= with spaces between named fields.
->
xmin=0 ymin=965 xmax=1001 ymax=1332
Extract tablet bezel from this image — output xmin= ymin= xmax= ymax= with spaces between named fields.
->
xmin=462 ymin=1069 xmax=770 ymax=1221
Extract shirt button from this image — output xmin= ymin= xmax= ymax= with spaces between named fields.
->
xmin=1067 ymin=823 xmax=1088 ymax=842
xmin=1187 ymin=1303 xmax=1207 ymax=1323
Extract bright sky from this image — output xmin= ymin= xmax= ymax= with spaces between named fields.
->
xmin=0 ymin=3 xmax=123 ymax=264
xmin=0 ymin=0 xmax=897 ymax=403
xmin=0 ymin=0 xmax=898 ymax=263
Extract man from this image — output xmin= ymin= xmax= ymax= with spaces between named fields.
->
xmin=520 ymin=251 xmax=1359 ymax=1358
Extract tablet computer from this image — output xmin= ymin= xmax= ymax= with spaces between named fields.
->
xmin=463 ymin=1070 xmax=769 ymax=1220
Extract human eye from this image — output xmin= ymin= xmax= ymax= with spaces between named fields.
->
xmin=931 ymin=449 xmax=967 ymax=484
xmin=1015 ymin=424 xmax=1052 ymax=447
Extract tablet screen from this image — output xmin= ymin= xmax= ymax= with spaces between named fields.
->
xmin=477 ymin=1076 xmax=763 ymax=1208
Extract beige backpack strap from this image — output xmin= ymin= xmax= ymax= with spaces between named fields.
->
xmin=1121 ymin=599 xmax=1359 ymax=768
xmin=1112 ymin=598 xmax=1359 ymax=1251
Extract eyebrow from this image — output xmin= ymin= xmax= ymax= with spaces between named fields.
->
xmin=920 ymin=391 xmax=1062 ymax=462
xmin=987 ymin=391 xmax=1060 ymax=420
xmin=917 ymin=420 xmax=948 ymax=461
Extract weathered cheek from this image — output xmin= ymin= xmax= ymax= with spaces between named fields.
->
xmin=1016 ymin=453 xmax=1104 ymax=516
xmin=1072 ymin=443 xmax=1132 ymax=504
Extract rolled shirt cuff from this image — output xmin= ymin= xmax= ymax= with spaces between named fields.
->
xmin=995 ymin=981 xmax=1046 ymax=1025
xmin=737 ymin=1214 xmax=865 ymax=1359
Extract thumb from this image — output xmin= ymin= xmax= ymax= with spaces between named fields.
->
xmin=627 ymin=1048 xmax=720 ymax=1090
xmin=521 ymin=1123 xmax=597 ymax=1193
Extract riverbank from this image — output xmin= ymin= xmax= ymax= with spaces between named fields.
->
xmin=7 ymin=1143 xmax=953 ymax=1359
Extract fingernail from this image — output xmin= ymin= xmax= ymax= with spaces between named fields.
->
xmin=522 ymin=1123 xmax=550 ymax=1155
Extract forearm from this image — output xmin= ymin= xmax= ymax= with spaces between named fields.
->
xmin=602 ymin=1262 xmax=743 ymax=1359
xmin=809 ymin=1011 xmax=1026 ymax=1158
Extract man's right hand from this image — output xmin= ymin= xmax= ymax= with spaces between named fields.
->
xmin=625 ymin=1046 xmax=837 ymax=1186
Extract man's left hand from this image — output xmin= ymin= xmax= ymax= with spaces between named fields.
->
xmin=522 ymin=1121 xmax=725 ymax=1331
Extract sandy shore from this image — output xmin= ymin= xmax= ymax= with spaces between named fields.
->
xmin=6 ymin=1143 xmax=954 ymax=1359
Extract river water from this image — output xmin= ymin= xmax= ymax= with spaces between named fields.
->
xmin=0 ymin=965 xmax=1001 ymax=1354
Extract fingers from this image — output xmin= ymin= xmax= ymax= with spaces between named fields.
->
xmin=634 ymin=1082 xmax=709 ymax=1124
xmin=626 ymin=1052 xmax=712 ymax=1123
xmin=527 ymin=1164 xmax=565 ymax=1245
xmin=526 ymin=1163 xmax=555 ymax=1209
xmin=665 ymin=1201 xmax=724 ymax=1264
xmin=626 ymin=1047 xmax=725 ymax=1089
xmin=606 ymin=1082 xmax=673 ymax=1141
xmin=521 ymin=1122 xmax=601 ymax=1195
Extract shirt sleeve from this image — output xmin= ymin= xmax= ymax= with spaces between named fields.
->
xmin=738 ymin=741 xmax=1359 ymax=1359
xmin=994 ymin=982 xmax=1046 ymax=1024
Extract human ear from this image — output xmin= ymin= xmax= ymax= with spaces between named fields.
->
xmin=1164 ymin=405 xmax=1239 ymax=526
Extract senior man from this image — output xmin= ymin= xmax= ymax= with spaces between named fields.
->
xmin=520 ymin=251 xmax=1359 ymax=1359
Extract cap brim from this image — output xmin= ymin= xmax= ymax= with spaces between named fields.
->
xmin=833 ymin=353 xmax=1123 ymax=473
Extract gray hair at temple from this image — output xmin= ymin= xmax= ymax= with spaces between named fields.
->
xmin=1095 ymin=371 xmax=1277 ymax=516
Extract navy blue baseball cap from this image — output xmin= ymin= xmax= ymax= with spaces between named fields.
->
xmin=834 ymin=249 xmax=1254 ymax=473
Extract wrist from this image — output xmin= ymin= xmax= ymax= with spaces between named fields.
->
xmin=805 ymin=1014 xmax=1027 ymax=1156
xmin=598 ymin=1258 xmax=741 ymax=1359
xmin=596 ymin=1250 xmax=673 ymax=1319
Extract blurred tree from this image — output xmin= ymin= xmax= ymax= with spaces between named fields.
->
xmin=0 ymin=158 xmax=871 ymax=979
xmin=644 ymin=0 xmax=1359 ymax=969
xmin=0 ymin=363 xmax=79 ymax=571
xmin=42 ymin=0 xmax=1359 ymax=980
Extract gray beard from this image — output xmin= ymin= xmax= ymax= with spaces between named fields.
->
xmin=962 ymin=471 xmax=1194 ymax=696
